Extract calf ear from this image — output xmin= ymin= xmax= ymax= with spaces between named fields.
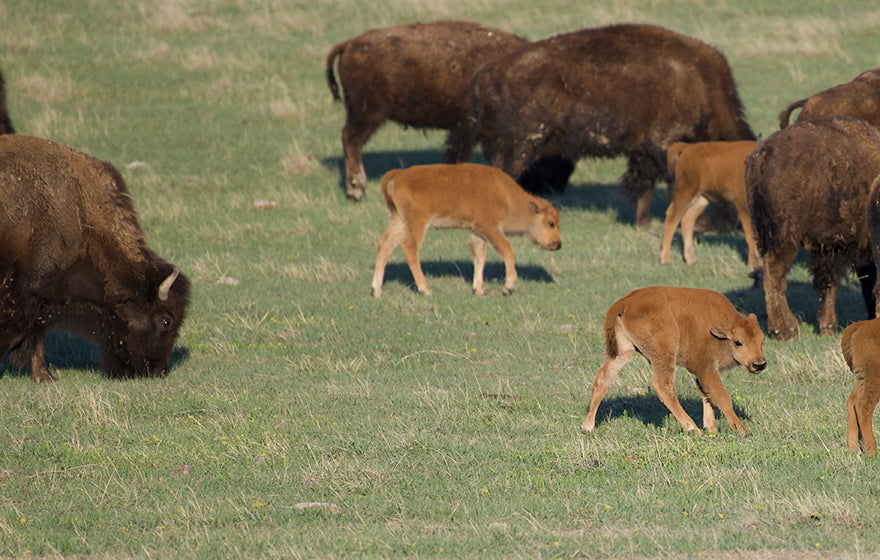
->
xmin=710 ymin=327 xmax=729 ymax=340
xmin=529 ymin=201 xmax=539 ymax=214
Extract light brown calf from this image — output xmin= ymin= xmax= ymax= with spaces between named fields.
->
xmin=371 ymin=163 xmax=561 ymax=297
xmin=841 ymin=319 xmax=880 ymax=457
xmin=660 ymin=141 xmax=759 ymax=270
xmin=582 ymin=286 xmax=766 ymax=435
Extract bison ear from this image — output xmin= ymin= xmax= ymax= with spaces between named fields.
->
xmin=529 ymin=201 xmax=539 ymax=215
xmin=710 ymin=326 xmax=729 ymax=340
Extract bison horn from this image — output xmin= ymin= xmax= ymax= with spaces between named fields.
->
xmin=158 ymin=268 xmax=180 ymax=302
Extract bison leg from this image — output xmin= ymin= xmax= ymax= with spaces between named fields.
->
xmin=582 ymin=331 xmax=635 ymax=432
xmin=371 ymin=214 xmax=407 ymax=297
xmin=810 ymin=250 xmax=841 ymax=334
xmin=482 ymin=229 xmax=517 ymax=295
xmin=693 ymin=377 xmax=718 ymax=433
xmin=846 ymin=382 xmax=864 ymax=453
xmin=469 ymin=234 xmax=488 ymax=296
xmin=444 ymin=123 xmax=474 ymax=164
xmin=650 ymin=359 xmax=701 ymax=434
xmin=341 ymin=118 xmax=380 ymax=201
xmin=17 ymin=330 xmax=57 ymax=383
xmin=400 ymin=220 xmax=433 ymax=296
xmin=853 ymin=372 xmax=880 ymax=457
xmin=623 ymin=154 xmax=661 ymax=228
xmin=855 ymin=262 xmax=878 ymax=319
xmin=678 ymin=195 xmax=711 ymax=265
xmin=736 ymin=202 xmax=761 ymax=273
xmin=762 ymin=245 xmax=799 ymax=340
xmin=695 ymin=370 xmax=748 ymax=435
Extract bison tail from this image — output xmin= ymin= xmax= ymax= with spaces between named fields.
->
xmin=380 ymin=168 xmax=404 ymax=214
xmin=744 ymin=147 xmax=777 ymax=255
xmin=777 ymin=98 xmax=807 ymax=129
xmin=841 ymin=322 xmax=859 ymax=373
xmin=325 ymin=42 xmax=346 ymax=102
xmin=603 ymin=301 xmax=627 ymax=360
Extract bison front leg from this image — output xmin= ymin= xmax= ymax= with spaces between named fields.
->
xmin=695 ymin=370 xmax=748 ymax=435
xmin=483 ymin=229 xmax=517 ymax=295
xmin=623 ymin=154 xmax=659 ymax=228
xmin=341 ymin=118 xmax=378 ymax=201
xmin=16 ymin=330 xmax=56 ymax=383
xmin=762 ymin=246 xmax=799 ymax=340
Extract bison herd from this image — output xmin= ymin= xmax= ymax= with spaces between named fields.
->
xmin=2 ymin=17 xmax=880 ymax=456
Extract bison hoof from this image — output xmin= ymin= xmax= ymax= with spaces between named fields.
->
xmin=502 ymin=287 xmax=515 ymax=296
xmin=473 ymin=287 xmax=485 ymax=296
xmin=819 ymin=323 xmax=839 ymax=335
xmin=32 ymin=370 xmax=59 ymax=383
xmin=769 ymin=326 xmax=798 ymax=340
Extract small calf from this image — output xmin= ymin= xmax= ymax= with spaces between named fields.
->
xmin=841 ymin=319 xmax=880 ymax=456
xmin=371 ymin=163 xmax=561 ymax=297
xmin=582 ymin=286 xmax=766 ymax=435
xmin=660 ymin=141 xmax=759 ymax=270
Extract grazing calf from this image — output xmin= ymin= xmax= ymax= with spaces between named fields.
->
xmin=582 ymin=286 xmax=766 ymax=435
xmin=660 ymin=141 xmax=759 ymax=270
xmin=841 ymin=319 xmax=880 ymax=457
xmin=371 ymin=163 xmax=561 ymax=297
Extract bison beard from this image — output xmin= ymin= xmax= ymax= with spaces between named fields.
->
xmin=0 ymin=135 xmax=190 ymax=382
xmin=461 ymin=23 xmax=754 ymax=226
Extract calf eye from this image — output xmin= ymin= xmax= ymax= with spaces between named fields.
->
xmin=734 ymin=340 xmax=743 ymax=347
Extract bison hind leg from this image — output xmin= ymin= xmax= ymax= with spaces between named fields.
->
xmin=13 ymin=330 xmax=57 ymax=383
xmin=582 ymin=328 xmax=635 ymax=432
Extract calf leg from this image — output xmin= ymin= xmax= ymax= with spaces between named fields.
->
xmin=400 ymin=221 xmax=433 ymax=296
xmin=651 ymin=359 xmax=701 ymax=434
xmin=847 ymin=383 xmax=863 ymax=453
xmin=679 ymin=195 xmax=711 ymax=265
xmin=695 ymin=370 xmax=748 ymax=435
xmin=694 ymin=377 xmax=718 ymax=433
xmin=582 ymin=333 xmax=635 ymax=432
xmin=810 ymin=250 xmax=841 ymax=334
xmin=482 ymin=229 xmax=517 ymax=295
xmin=371 ymin=215 xmax=406 ymax=298
xmin=850 ymin=374 xmax=880 ymax=457
xmin=469 ymin=234 xmax=488 ymax=296
xmin=762 ymin=244 xmax=799 ymax=340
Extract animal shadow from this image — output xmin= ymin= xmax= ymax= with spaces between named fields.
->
xmin=323 ymin=149 xmax=451 ymax=197
xmin=0 ymin=333 xmax=191 ymax=380
xmin=560 ymin=181 xmax=670 ymax=225
xmin=381 ymin=259 xmax=554 ymax=293
xmin=589 ymin=393 xmax=751 ymax=432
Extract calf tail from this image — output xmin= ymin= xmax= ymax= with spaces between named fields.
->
xmin=603 ymin=300 xmax=626 ymax=359
xmin=778 ymin=98 xmax=806 ymax=129
xmin=666 ymin=142 xmax=689 ymax=179
xmin=841 ymin=322 xmax=859 ymax=373
xmin=380 ymin=168 xmax=404 ymax=215
xmin=325 ymin=42 xmax=346 ymax=101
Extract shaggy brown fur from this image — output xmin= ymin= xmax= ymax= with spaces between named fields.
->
xmin=461 ymin=23 xmax=755 ymax=227
xmin=661 ymin=141 xmax=759 ymax=270
xmin=0 ymin=70 xmax=14 ymax=134
xmin=325 ymin=20 xmax=527 ymax=201
xmin=582 ymin=286 xmax=766 ymax=435
xmin=778 ymin=67 xmax=880 ymax=129
xmin=745 ymin=116 xmax=880 ymax=340
xmin=0 ymin=135 xmax=190 ymax=382
xmin=371 ymin=163 xmax=561 ymax=297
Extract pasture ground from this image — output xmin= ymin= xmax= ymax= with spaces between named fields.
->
xmin=2 ymin=0 xmax=880 ymax=558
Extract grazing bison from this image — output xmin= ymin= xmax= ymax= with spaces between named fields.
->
xmin=0 ymin=69 xmax=14 ymax=134
xmin=325 ymin=20 xmax=528 ymax=201
xmin=660 ymin=141 xmax=759 ymax=270
xmin=841 ymin=318 xmax=880 ymax=457
xmin=0 ymin=135 xmax=190 ymax=382
xmin=581 ymin=286 xmax=766 ymax=435
xmin=746 ymin=116 xmax=880 ymax=340
xmin=778 ymin=67 xmax=880 ymax=129
xmin=370 ymin=163 xmax=561 ymax=297
xmin=461 ymin=23 xmax=755 ymax=226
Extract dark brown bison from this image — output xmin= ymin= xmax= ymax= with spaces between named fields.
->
xmin=778 ymin=67 xmax=880 ymax=129
xmin=745 ymin=116 xmax=880 ymax=340
xmin=0 ymin=135 xmax=190 ymax=382
xmin=325 ymin=20 xmax=528 ymax=201
xmin=460 ymin=23 xmax=755 ymax=226
xmin=0 ymin=69 xmax=14 ymax=134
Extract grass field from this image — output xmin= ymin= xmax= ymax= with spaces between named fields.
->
xmin=3 ymin=0 xmax=880 ymax=558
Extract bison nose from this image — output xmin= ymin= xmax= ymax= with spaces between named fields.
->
xmin=550 ymin=241 xmax=562 ymax=250
xmin=752 ymin=360 xmax=766 ymax=372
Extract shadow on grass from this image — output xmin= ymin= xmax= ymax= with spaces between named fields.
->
xmin=322 ymin=150 xmax=450 ymax=197
xmin=588 ymin=392 xmax=751 ymax=432
xmin=0 ymin=332 xmax=191 ymax=381
xmin=380 ymin=259 xmax=554 ymax=293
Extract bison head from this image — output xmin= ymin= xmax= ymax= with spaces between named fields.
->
xmin=102 ymin=264 xmax=191 ymax=378
xmin=711 ymin=313 xmax=767 ymax=374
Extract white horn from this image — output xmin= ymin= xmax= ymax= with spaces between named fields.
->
xmin=158 ymin=268 xmax=180 ymax=302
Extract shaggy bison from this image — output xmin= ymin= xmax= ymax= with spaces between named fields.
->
xmin=660 ymin=141 xmax=759 ymax=270
xmin=778 ymin=67 xmax=880 ymax=129
xmin=581 ymin=286 xmax=766 ymax=435
xmin=461 ymin=23 xmax=755 ymax=226
xmin=0 ymin=70 xmax=14 ymax=134
xmin=0 ymin=135 xmax=190 ymax=382
xmin=325 ymin=20 xmax=527 ymax=201
xmin=371 ymin=163 xmax=561 ymax=297
xmin=746 ymin=116 xmax=880 ymax=340
xmin=841 ymin=318 xmax=880 ymax=457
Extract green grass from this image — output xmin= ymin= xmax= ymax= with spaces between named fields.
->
xmin=3 ymin=0 xmax=880 ymax=557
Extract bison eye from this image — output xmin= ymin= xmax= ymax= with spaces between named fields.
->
xmin=734 ymin=340 xmax=743 ymax=347
xmin=548 ymin=221 xmax=556 ymax=228
xmin=159 ymin=315 xmax=174 ymax=331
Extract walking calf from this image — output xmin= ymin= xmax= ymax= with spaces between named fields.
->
xmin=582 ymin=286 xmax=766 ymax=435
xmin=371 ymin=163 xmax=561 ymax=297
xmin=660 ymin=141 xmax=759 ymax=271
xmin=841 ymin=319 xmax=880 ymax=456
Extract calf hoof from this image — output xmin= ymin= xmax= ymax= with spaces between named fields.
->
xmin=418 ymin=288 xmax=433 ymax=297
xmin=473 ymin=287 xmax=486 ymax=296
xmin=581 ymin=418 xmax=595 ymax=432
xmin=502 ymin=286 xmax=515 ymax=296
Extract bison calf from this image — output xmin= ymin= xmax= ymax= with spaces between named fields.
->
xmin=660 ymin=141 xmax=759 ymax=270
xmin=582 ymin=286 xmax=766 ymax=435
xmin=0 ymin=135 xmax=190 ymax=382
xmin=841 ymin=319 xmax=880 ymax=456
xmin=371 ymin=163 xmax=561 ymax=297
xmin=325 ymin=20 xmax=527 ymax=201
xmin=746 ymin=115 xmax=880 ymax=340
